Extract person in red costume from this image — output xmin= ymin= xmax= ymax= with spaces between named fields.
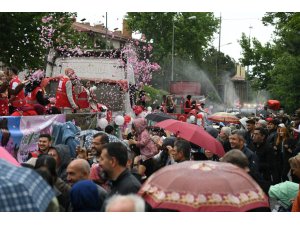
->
xmin=55 ymin=68 xmax=79 ymax=114
xmin=25 ymin=70 xmax=50 ymax=108
xmin=76 ymin=82 xmax=90 ymax=112
xmin=8 ymin=66 xmax=26 ymax=114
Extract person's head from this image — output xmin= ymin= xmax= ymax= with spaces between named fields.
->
xmin=187 ymin=95 xmax=191 ymax=100
xmin=38 ymin=134 xmax=52 ymax=154
xmin=252 ymin=127 xmax=268 ymax=144
xmin=132 ymin=118 xmax=147 ymax=135
xmin=48 ymin=147 xmax=60 ymax=166
xmin=255 ymin=119 xmax=267 ymax=128
xmin=66 ymin=159 xmax=90 ymax=186
xmin=65 ymin=68 xmax=75 ymax=78
xmin=105 ymin=125 xmax=114 ymax=134
xmin=34 ymin=154 xmax=57 ymax=184
xmin=85 ymin=81 xmax=91 ymax=88
xmin=91 ymin=133 xmax=109 ymax=156
xmin=70 ymin=180 xmax=103 ymax=212
xmin=162 ymin=95 xmax=167 ymax=101
xmin=245 ymin=119 xmax=255 ymax=132
xmin=220 ymin=149 xmax=250 ymax=172
xmin=35 ymin=167 xmax=55 ymax=187
xmin=0 ymin=71 xmax=7 ymax=83
xmin=204 ymin=149 xmax=214 ymax=159
xmin=8 ymin=66 xmax=18 ymax=76
xmin=289 ymin=154 xmax=300 ymax=179
xmin=173 ymin=139 xmax=191 ymax=162
xmin=99 ymin=142 xmax=128 ymax=180
xmin=105 ymin=194 xmax=145 ymax=212
xmin=277 ymin=127 xmax=289 ymax=138
xmin=267 ymin=119 xmax=278 ymax=131
xmin=219 ymin=126 xmax=232 ymax=141
xmin=229 ymin=130 xmax=245 ymax=150
xmin=48 ymin=144 xmax=71 ymax=168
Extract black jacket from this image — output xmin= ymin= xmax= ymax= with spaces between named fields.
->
xmin=242 ymin=146 xmax=259 ymax=173
xmin=253 ymin=141 xmax=274 ymax=181
xmin=108 ymin=168 xmax=141 ymax=197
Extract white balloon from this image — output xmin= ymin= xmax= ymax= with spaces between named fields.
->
xmin=147 ymin=106 xmax=152 ymax=112
xmin=190 ymin=115 xmax=196 ymax=122
xmin=115 ymin=115 xmax=125 ymax=126
xmin=98 ymin=118 xmax=108 ymax=129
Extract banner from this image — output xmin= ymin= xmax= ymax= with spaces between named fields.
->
xmin=0 ymin=115 xmax=65 ymax=162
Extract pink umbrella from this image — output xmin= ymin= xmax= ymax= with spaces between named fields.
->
xmin=0 ymin=147 xmax=20 ymax=166
xmin=155 ymin=119 xmax=225 ymax=157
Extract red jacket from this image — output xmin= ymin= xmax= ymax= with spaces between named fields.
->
xmin=184 ymin=99 xmax=192 ymax=114
xmin=55 ymin=76 xmax=75 ymax=108
xmin=76 ymin=88 xmax=89 ymax=109
xmin=9 ymin=76 xmax=26 ymax=107
xmin=26 ymin=86 xmax=43 ymax=106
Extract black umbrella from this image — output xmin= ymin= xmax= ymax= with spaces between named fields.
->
xmin=145 ymin=112 xmax=177 ymax=123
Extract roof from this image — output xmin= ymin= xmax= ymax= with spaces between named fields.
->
xmin=72 ymin=22 xmax=130 ymax=42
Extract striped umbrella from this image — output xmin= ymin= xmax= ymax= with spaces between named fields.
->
xmin=208 ymin=112 xmax=240 ymax=124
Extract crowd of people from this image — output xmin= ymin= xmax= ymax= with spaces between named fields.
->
xmin=1 ymin=66 xmax=300 ymax=212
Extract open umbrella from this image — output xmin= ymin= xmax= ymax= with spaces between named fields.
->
xmin=0 ymin=159 xmax=55 ymax=211
xmin=76 ymin=130 xmax=128 ymax=150
xmin=208 ymin=112 xmax=240 ymax=124
xmin=145 ymin=112 xmax=177 ymax=123
xmin=155 ymin=119 xmax=225 ymax=157
xmin=139 ymin=161 xmax=269 ymax=212
xmin=0 ymin=147 xmax=20 ymax=166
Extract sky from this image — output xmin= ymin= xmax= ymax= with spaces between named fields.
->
xmin=76 ymin=11 xmax=275 ymax=62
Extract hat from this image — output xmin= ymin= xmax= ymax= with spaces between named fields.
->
xmin=278 ymin=123 xmax=286 ymax=128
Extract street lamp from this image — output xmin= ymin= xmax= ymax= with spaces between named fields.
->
xmin=171 ymin=15 xmax=196 ymax=81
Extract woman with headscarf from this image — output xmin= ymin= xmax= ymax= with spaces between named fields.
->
xmin=129 ymin=118 xmax=158 ymax=179
xmin=70 ymin=180 xmax=105 ymax=212
xmin=48 ymin=144 xmax=72 ymax=182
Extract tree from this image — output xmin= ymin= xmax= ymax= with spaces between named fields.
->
xmin=125 ymin=12 xmax=219 ymax=63
xmin=125 ymin=12 xmax=222 ymax=93
xmin=0 ymin=12 xmax=96 ymax=71
xmin=239 ymin=12 xmax=300 ymax=112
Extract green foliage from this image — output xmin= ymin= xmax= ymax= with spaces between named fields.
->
xmin=125 ymin=12 xmax=236 ymax=97
xmin=126 ymin=12 xmax=219 ymax=63
xmin=239 ymin=12 xmax=300 ymax=112
xmin=0 ymin=12 xmax=97 ymax=71
xmin=143 ymin=85 xmax=168 ymax=107
xmin=268 ymin=53 xmax=300 ymax=112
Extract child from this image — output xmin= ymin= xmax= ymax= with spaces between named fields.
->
xmin=128 ymin=118 xmax=158 ymax=179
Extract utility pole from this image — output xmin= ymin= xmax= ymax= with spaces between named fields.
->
xmin=105 ymin=12 xmax=108 ymax=50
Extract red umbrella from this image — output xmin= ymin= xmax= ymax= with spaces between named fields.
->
xmin=139 ymin=161 xmax=269 ymax=212
xmin=208 ymin=112 xmax=240 ymax=124
xmin=0 ymin=147 xmax=20 ymax=166
xmin=155 ymin=119 xmax=225 ymax=157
